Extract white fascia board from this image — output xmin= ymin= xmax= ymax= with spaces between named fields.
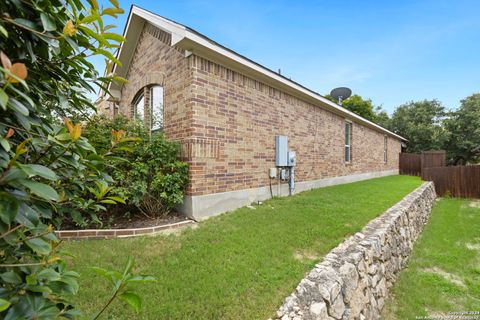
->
xmin=130 ymin=6 xmax=186 ymax=44
xmin=109 ymin=6 xmax=186 ymax=92
xmin=181 ymin=29 xmax=406 ymax=141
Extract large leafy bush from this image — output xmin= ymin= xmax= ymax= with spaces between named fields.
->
xmin=84 ymin=116 xmax=189 ymax=218
xmin=0 ymin=0 xmax=153 ymax=318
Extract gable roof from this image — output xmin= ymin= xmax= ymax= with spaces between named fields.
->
xmin=109 ymin=5 xmax=407 ymax=141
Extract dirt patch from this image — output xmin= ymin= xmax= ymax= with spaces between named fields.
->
xmin=422 ymin=267 xmax=466 ymax=288
xmin=465 ymin=238 xmax=480 ymax=251
xmin=426 ymin=309 xmax=450 ymax=318
xmin=469 ymin=200 xmax=480 ymax=208
xmin=293 ymin=250 xmax=320 ymax=262
xmin=160 ymin=223 xmax=198 ymax=236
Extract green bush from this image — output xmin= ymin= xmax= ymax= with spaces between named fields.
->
xmin=82 ymin=115 xmax=148 ymax=155
xmin=84 ymin=116 xmax=189 ymax=219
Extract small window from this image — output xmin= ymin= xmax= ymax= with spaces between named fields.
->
xmin=384 ymin=136 xmax=388 ymax=163
xmin=150 ymin=85 xmax=164 ymax=131
xmin=134 ymin=93 xmax=145 ymax=122
xmin=345 ymin=122 xmax=352 ymax=162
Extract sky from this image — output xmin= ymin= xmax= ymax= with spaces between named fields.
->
xmin=94 ymin=0 xmax=480 ymax=114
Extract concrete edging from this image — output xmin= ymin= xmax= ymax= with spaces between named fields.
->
xmin=56 ymin=219 xmax=195 ymax=240
xmin=274 ymin=181 xmax=437 ymax=320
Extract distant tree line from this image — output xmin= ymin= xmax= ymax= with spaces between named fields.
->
xmin=325 ymin=93 xmax=480 ymax=165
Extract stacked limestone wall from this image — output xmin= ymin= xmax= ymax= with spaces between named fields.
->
xmin=274 ymin=182 xmax=436 ymax=320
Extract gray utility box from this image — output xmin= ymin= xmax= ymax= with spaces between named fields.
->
xmin=275 ymin=135 xmax=288 ymax=166
xmin=287 ymin=151 xmax=296 ymax=166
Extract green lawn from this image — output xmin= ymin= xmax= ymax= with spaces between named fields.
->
xmin=64 ymin=175 xmax=421 ymax=319
xmin=382 ymin=198 xmax=480 ymax=319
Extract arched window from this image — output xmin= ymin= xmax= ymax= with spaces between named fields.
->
xmin=150 ymin=85 xmax=164 ymax=131
xmin=131 ymin=85 xmax=164 ymax=131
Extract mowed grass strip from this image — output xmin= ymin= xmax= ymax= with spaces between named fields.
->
xmin=64 ymin=175 xmax=421 ymax=319
xmin=382 ymin=198 xmax=480 ymax=319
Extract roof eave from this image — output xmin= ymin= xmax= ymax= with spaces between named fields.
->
xmin=108 ymin=5 xmax=407 ymax=142
xmin=176 ymin=32 xmax=406 ymax=141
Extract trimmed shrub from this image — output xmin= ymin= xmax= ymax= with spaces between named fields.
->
xmin=84 ymin=115 xmax=189 ymax=219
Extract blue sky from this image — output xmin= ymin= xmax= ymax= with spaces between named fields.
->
xmin=95 ymin=0 xmax=480 ymax=114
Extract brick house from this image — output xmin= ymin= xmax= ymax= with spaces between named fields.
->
xmin=99 ymin=6 xmax=406 ymax=220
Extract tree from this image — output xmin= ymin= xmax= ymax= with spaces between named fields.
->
xmin=390 ymin=100 xmax=448 ymax=153
xmin=325 ymin=94 xmax=376 ymax=121
xmin=0 ymin=0 xmax=153 ymax=318
xmin=325 ymin=93 xmax=392 ymax=128
xmin=444 ymin=93 xmax=480 ymax=164
xmin=373 ymin=106 xmax=391 ymax=129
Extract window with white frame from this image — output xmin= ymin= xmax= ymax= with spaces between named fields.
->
xmin=133 ymin=92 xmax=145 ymax=122
xmin=150 ymin=85 xmax=164 ymax=131
xmin=384 ymin=136 xmax=388 ymax=162
xmin=345 ymin=121 xmax=352 ymax=162
xmin=132 ymin=85 xmax=164 ymax=131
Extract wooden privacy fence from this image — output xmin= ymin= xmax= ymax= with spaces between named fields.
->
xmin=399 ymin=153 xmax=422 ymax=176
xmin=421 ymin=150 xmax=446 ymax=168
xmin=399 ymin=150 xmax=446 ymax=176
xmin=422 ymin=165 xmax=480 ymax=198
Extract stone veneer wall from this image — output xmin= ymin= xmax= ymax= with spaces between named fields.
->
xmin=274 ymin=182 xmax=436 ymax=320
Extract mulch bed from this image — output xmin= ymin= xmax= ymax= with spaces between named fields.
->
xmin=60 ymin=211 xmax=189 ymax=231
xmin=105 ymin=212 xmax=189 ymax=229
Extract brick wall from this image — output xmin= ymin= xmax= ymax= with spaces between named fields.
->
xmin=108 ymin=23 xmax=197 ymax=194
xmin=187 ymin=55 xmax=401 ymax=196
xmin=111 ymin=22 xmax=402 ymax=197
xmin=118 ymin=23 xmax=193 ymax=143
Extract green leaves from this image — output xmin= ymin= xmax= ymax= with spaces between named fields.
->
xmin=0 ymin=192 xmax=19 ymax=224
xmin=19 ymin=164 xmax=58 ymax=181
xmin=93 ymin=257 xmax=155 ymax=318
xmin=19 ymin=180 xmax=59 ymax=201
xmin=391 ymin=100 xmax=448 ymax=153
xmin=37 ymin=269 xmax=61 ymax=282
xmin=102 ymin=33 xmax=125 ymax=43
xmin=25 ymin=238 xmax=52 ymax=255
xmin=0 ymin=0 xmax=142 ymax=318
xmin=93 ymin=48 xmax=122 ymax=66
xmin=0 ymin=88 xmax=8 ymax=110
xmin=118 ymin=292 xmax=141 ymax=311
xmin=443 ymin=93 xmax=480 ymax=164
xmin=13 ymin=18 xmax=39 ymax=31
xmin=8 ymin=98 xmax=29 ymax=116
xmin=78 ymin=25 xmax=108 ymax=47
xmin=80 ymin=14 xmax=100 ymax=25
xmin=0 ymin=299 xmax=11 ymax=312
xmin=40 ymin=13 xmax=56 ymax=31
xmin=0 ymin=25 xmax=8 ymax=38
xmin=1 ymin=271 xmax=22 ymax=284
xmin=101 ymin=7 xmax=124 ymax=17
xmin=83 ymin=116 xmax=189 ymax=217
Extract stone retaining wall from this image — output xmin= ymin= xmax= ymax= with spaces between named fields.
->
xmin=274 ymin=182 xmax=436 ymax=320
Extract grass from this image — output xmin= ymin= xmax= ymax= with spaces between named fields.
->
xmin=382 ymin=198 xmax=480 ymax=319
xmin=64 ymin=175 xmax=421 ymax=319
